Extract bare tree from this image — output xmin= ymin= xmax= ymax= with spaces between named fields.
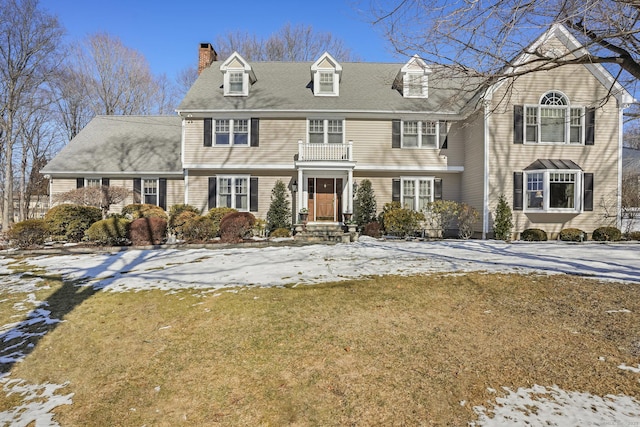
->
xmin=364 ymin=0 xmax=639 ymax=94
xmin=0 ymin=0 xmax=64 ymax=227
xmin=215 ymin=23 xmax=357 ymax=61
xmin=72 ymin=32 xmax=177 ymax=116
xmin=54 ymin=186 xmax=130 ymax=219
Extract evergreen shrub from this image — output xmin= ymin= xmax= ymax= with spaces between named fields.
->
xmin=129 ymin=217 xmax=167 ymax=245
xmin=266 ymin=180 xmax=291 ymax=231
xmin=180 ymin=215 xmax=215 ymax=242
xmin=379 ymin=202 xmax=425 ymax=237
xmin=354 ymin=179 xmax=377 ymax=226
xmin=206 ymin=207 xmax=238 ymax=236
xmin=592 ymin=226 xmax=622 ymax=242
xmin=45 ymin=204 xmax=102 ymax=242
xmin=168 ymin=204 xmax=200 ymax=232
xmin=558 ymin=228 xmax=586 ymax=242
xmin=493 ymin=194 xmax=513 ymax=241
xmin=520 ymin=228 xmax=548 ymax=241
xmin=122 ymin=204 xmax=168 ymax=220
xmin=269 ymin=227 xmax=291 ymax=238
xmin=219 ymin=212 xmax=256 ymax=243
xmin=8 ymin=219 xmax=49 ymax=248
xmin=86 ymin=217 xmax=131 ymax=245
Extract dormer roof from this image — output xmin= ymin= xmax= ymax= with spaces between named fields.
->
xmin=219 ymin=52 xmax=256 ymax=96
xmin=311 ymin=52 xmax=342 ymax=96
xmin=395 ymin=54 xmax=432 ymax=98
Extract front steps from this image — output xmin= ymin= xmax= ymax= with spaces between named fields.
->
xmin=294 ymin=222 xmax=357 ymax=242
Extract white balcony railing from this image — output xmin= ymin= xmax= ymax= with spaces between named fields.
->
xmin=298 ymin=141 xmax=353 ymax=162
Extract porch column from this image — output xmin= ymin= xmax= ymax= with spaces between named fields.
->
xmin=347 ymin=169 xmax=353 ymax=214
xmin=297 ymin=168 xmax=304 ymax=220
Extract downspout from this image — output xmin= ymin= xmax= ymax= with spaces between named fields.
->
xmin=617 ymin=103 xmax=626 ymax=229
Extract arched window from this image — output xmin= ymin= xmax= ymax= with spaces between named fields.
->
xmin=524 ymin=91 xmax=584 ymax=144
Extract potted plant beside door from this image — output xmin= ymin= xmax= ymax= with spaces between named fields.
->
xmin=299 ymin=208 xmax=309 ymax=224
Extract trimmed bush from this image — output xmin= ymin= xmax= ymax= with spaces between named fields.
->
xmin=520 ymin=228 xmax=548 ymax=241
xmin=86 ymin=217 xmax=131 ymax=245
xmin=122 ymin=204 xmax=168 ymax=220
xmin=129 ymin=217 xmax=167 ymax=245
xmin=171 ymin=210 xmax=199 ymax=240
xmin=269 ymin=227 xmax=291 ymax=238
xmin=558 ymin=228 xmax=586 ymax=242
xmin=592 ymin=226 xmax=622 ymax=242
xmin=627 ymin=231 xmax=640 ymax=241
xmin=180 ymin=215 xmax=215 ymax=242
xmin=362 ymin=221 xmax=382 ymax=238
xmin=207 ymin=207 xmax=238 ymax=236
xmin=168 ymin=204 xmax=200 ymax=232
xmin=379 ymin=202 xmax=425 ymax=237
xmin=45 ymin=204 xmax=102 ymax=242
xmin=8 ymin=219 xmax=49 ymax=248
xmin=219 ymin=212 xmax=256 ymax=243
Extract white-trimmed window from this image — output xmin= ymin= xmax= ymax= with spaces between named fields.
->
xmin=85 ymin=178 xmax=101 ymax=187
xmin=524 ymin=91 xmax=585 ymax=144
xmin=213 ymin=119 xmax=250 ymax=146
xmin=218 ymin=176 xmax=248 ymax=210
xmin=319 ymin=72 xmax=334 ymax=94
xmin=401 ymin=120 xmax=441 ymax=148
xmin=524 ymin=170 xmax=581 ymax=212
xmin=405 ymin=73 xmax=425 ymax=97
xmin=143 ymin=179 xmax=158 ymax=205
xmin=402 ymin=177 xmax=433 ymax=211
xmin=308 ymin=119 xmax=344 ymax=144
xmin=229 ymin=72 xmax=244 ymax=94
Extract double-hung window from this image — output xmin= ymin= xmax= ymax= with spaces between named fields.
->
xmin=401 ymin=120 xmax=441 ymax=148
xmin=143 ymin=179 xmax=158 ymax=205
xmin=86 ymin=178 xmax=101 ymax=188
xmin=523 ymin=170 xmax=580 ymax=212
xmin=217 ymin=176 xmax=248 ymax=210
xmin=210 ymin=119 xmax=250 ymax=146
xmin=319 ymin=72 xmax=334 ymax=94
xmin=524 ymin=92 xmax=585 ymax=144
xmin=228 ymin=72 xmax=244 ymax=94
xmin=405 ymin=73 xmax=424 ymax=97
xmin=308 ymin=119 xmax=344 ymax=144
xmin=402 ymin=177 xmax=433 ymax=211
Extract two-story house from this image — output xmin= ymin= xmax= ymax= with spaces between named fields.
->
xmin=42 ymin=24 xmax=634 ymax=239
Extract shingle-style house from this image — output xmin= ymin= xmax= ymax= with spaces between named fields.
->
xmin=43 ymin=24 xmax=635 ymax=239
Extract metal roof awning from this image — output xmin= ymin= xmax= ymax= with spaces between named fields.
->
xmin=524 ymin=159 xmax=582 ymax=171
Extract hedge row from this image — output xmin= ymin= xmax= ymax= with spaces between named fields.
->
xmin=521 ymin=226 xmax=627 ymax=242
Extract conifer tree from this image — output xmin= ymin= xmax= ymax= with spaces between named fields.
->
xmin=266 ymin=180 xmax=291 ymax=231
xmin=354 ymin=179 xmax=377 ymax=226
xmin=493 ymin=194 xmax=513 ymax=240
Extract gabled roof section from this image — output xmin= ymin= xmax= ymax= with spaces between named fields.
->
xmin=395 ymin=54 xmax=432 ymax=98
xmin=310 ymin=52 xmax=342 ymax=96
xmin=42 ymin=116 xmax=182 ymax=176
xmin=486 ymin=23 xmax=635 ymax=106
xmin=220 ymin=52 xmax=256 ymax=96
xmin=310 ymin=52 xmax=342 ymax=77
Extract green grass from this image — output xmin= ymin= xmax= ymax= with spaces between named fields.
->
xmin=1 ymin=272 xmax=640 ymax=426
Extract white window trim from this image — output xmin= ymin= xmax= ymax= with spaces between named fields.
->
xmin=142 ymin=178 xmax=159 ymax=206
xmin=313 ymin=70 xmax=339 ymax=96
xmin=401 ymin=120 xmax=441 ymax=149
xmin=524 ymin=91 xmax=585 ymax=145
xmin=307 ymin=118 xmax=345 ymax=144
xmin=223 ymin=70 xmax=249 ymax=96
xmin=85 ymin=178 xmax=102 ymax=187
xmin=403 ymin=72 xmax=428 ymax=98
xmin=523 ymin=169 xmax=583 ymax=213
xmin=400 ymin=176 xmax=434 ymax=211
xmin=216 ymin=175 xmax=250 ymax=211
xmin=213 ymin=118 xmax=251 ymax=146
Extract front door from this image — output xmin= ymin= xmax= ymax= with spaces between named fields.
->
xmin=316 ymin=178 xmax=335 ymax=221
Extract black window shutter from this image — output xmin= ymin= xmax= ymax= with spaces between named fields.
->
xmin=585 ymin=107 xmax=595 ymax=146
xmin=513 ymin=172 xmax=523 ymax=210
xmin=392 ymin=179 xmax=400 ymax=202
xmin=159 ymin=178 xmax=167 ymax=210
xmin=439 ymin=121 xmax=448 ymax=149
xmin=392 ymin=119 xmax=401 ymax=148
xmin=250 ymin=177 xmax=259 ymax=212
xmin=251 ymin=118 xmax=259 ymax=147
xmin=76 ymin=178 xmax=84 ymax=188
xmin=434 ymin=178 xmax=443 ymax=200
xmin=133 ymin=178 xmax=141 ymax=203
xmin=208 ymin=177 xmax=217 ymax=210
xmin=204 ymin=118 xmax=212 ymax=147
xmin=583 ymin=173 xmax=594 ymax=211
xmin=514 ymin=105 xmax=524 ymax=144
xmin=102 ymin=178 xmax=110 ymax=187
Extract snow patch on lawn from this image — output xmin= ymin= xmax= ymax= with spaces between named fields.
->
xmin=471 ymin=385 xmax=640 ymax=426
xmin=0 ymin=376 xmax=73 ymax=427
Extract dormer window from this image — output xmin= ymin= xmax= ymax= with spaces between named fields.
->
xmin=311 ymin=52 xmax=342 ymax=96
xmin=396 ymin=55 xmax=431 ymax=98
xmin=220 ymin=52 xmax=256 ymax=97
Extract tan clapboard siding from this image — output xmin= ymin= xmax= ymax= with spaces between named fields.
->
xmin=166 ymin=178 xmax=185 ymax=208
xmin=348 ymin=119 xmax=461 ymax=168
xmin=107 ymin=178 xmax=132 ymax=213
xmin=187 ymin=170 xmax=296 ymax=220
xmin=50 ymin=178 xmax=77 ymax=206
xmin=461 ymin=110 xmax=486 ymax=233
xmin=487 ymin=52 xmax=621 ymax=235
xmin=183 ymin=118 xmax=303 ymax=166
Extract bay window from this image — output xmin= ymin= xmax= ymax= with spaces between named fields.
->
xmin=523 ymin=170 xmax=581 ymax=212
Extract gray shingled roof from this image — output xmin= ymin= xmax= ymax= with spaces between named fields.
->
xmin=42 ymin=116 xmax=182 ymax=175
xmin=178 ymin=62 xmax=482 ymax=115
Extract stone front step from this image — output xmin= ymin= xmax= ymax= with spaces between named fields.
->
xmin=294 ymin=222 xmax=355 ymax=242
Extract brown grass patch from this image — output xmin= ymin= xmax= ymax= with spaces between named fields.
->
xmin=2 ymin=273 xmax=640 ymax=425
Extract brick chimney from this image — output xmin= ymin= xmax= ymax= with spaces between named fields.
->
xmin=198 ymin=43 xmax=217 ymax=74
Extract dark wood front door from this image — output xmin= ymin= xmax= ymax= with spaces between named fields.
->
xmin=316 ymin=178 xmax=335 ymax=220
